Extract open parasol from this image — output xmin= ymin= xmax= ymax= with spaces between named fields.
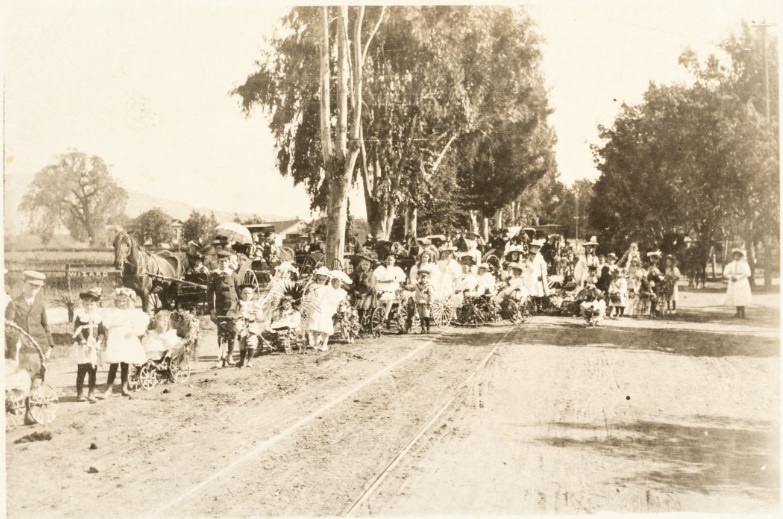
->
xmin=214 ymin=222 xmax=252 ymax=245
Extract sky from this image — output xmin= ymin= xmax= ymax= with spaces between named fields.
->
xmin=2 ymin=0 xmax=780 ymax=222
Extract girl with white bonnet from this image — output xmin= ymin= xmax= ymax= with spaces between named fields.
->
xmin=723 ymin=248 xmax=752 ymax=318
xmin=101 ymin=288 xmax=149 ymax=397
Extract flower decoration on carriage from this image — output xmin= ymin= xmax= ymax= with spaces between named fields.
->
xmin=262 ymin=279 xmax=319 ymax=324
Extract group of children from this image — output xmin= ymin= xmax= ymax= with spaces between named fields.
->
xmin=70 ymin=287 xmax=186 ymax=402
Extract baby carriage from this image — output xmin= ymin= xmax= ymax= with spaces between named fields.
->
xmin=129 ymin=339 xmax=192 ymax=391
xmin=5 ymin=321 xmax=59 ymax=430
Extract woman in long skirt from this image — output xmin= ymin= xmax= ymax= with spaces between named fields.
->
xmin=101 ymin=288 xmax=149 ymax=397
xmin=724 ymin=248 xmax=752 ymax=318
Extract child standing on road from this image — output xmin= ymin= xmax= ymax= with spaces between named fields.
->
xmin=71 ymin=288 xmax=105 ymax=403
xmin=607 ymin=269 xmax=628 ymax=319
xmin=236 ymin=285 xmax=263 ymax=367
xmin=414 ymin=266 xmax=437 ymax=334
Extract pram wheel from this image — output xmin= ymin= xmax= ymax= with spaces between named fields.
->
xmin=170 ymin=356 xmax=191 ymax=383
xmin=127 ymin=366 xmax=141 ymax=391
xmin=139 ymin=364 xmax=158 ymax=390
xmin=28 ymin=383 xmax=58 ymax=425
xmin=369 ymin=307 xmax=385 ymax=337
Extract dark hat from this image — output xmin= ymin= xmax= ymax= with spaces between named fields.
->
xmin=217 ymin=250 xmax=232 ymax=259
xmin=79 ymin=287 xmax=102 ymax=301
xmin=459 ymin=254 xmax=476 ymax=266
xmin=606 ymin=252 xmax=618 ymax=260
xmin=238 ymin=283 xmax=256 ymax=292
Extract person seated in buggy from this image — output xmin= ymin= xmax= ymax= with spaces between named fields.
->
xmin=494 ymin=263 xmax=529 ymax=305
xmin=452 ymin=257 xmax=478 ymax=307
xmin=351 ymin=250 xmax=377 ymax=325
xmin=475 ymin=263 xmax=498 ymax=297
xmin=372 ymin=253 xmax=407 ymax=323
xmin=141 ymin=311 xmax=183 ymax=364
xmin=236 ymin=284 xmax=264 ymax=366
xmin=502 ymin=244 xmax=525 ymax=278
xmin=187 ymin=252 xmax=210 ymax=276
xmin=266 ymin=296 xmax=302 ymax=354
xmin=578 ymin=284 xmax=606 ymax=327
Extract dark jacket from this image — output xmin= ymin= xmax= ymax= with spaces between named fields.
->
xmin=6 ymin=294 xmax=55 ymax=354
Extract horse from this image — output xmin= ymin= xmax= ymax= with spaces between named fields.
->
xmin=112 ymin=231 xmax=186 ymax=312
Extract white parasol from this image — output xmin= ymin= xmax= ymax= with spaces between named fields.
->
xmin=214 ymin=222 xmax=253 ymax=244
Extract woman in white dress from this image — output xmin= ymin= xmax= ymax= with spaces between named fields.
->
xmin=723 ymin=248 xmax=752 ymax=318
xmin=101 ymin=288 xmax=149 ymax=397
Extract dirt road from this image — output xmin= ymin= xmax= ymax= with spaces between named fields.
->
xmin=5 ymin=287 xmax=780 ymax=517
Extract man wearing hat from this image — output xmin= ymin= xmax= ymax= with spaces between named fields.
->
xmin=207 ymin=250 xmax=240 ymax=367
xmin=5 ymin=271 xmax=55 ymax=363
xmin=723 ymin=248 xmax=752 ymax=318
xmin=526 ymin=238 xmax=550 ymax=312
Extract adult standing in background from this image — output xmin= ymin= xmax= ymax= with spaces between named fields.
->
xmin=724 ymin=248 xmax=752 ymax=319
xmin=5 ymin=271 xmax=55 ymax=369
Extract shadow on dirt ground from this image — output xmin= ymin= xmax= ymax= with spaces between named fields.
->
xmin=537 ymin=419 xmax=779 ymax=501
xmin=437 ymin=324 xmax=779 ymax=358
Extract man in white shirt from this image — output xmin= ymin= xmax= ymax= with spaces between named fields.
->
xmin=372 ymin=253 xmax=407 ymax=322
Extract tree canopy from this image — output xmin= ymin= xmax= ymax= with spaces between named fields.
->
xmin=590 ymin=22 xmax=779 ymax=254
xmin=234 ymin=5 xmax=557 ymax=243
xmin=20 ymin=151 xmax=128 ymax=245
xmin=130 ymin=208 xmax=174 ymax=247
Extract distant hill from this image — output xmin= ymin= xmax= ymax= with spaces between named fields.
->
xmin=3 ymin=172 xmax=291 ymax=236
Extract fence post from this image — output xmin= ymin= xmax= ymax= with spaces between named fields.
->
xmin=65 ymin=264 xmax=72 ymax=294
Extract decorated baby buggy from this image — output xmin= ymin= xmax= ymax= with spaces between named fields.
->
xmin=5 ymin=321 xmax=59 ymax=430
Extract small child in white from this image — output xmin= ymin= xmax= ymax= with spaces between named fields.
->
xmin=607 ymin=269 xmax=628 ymax=319
xmin=141 ymin=311 xmax=182 ymax=361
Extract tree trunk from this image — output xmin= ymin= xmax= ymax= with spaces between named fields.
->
xmin=468 ymin=210 xmax=479 ymax=234
xmin=410 ymin=206 xmax=418 ymax=239
xmin=745 ymin=237 xmax=756 ymax=287
xmin=325 ymin=175 xmax=350 ymax=268
xmin=481 ymin=217 xmax=489 ymax=243
xmin=763 ymin=237 xmax=773 ymax=289
xmin=494 ymin=209 xmax=503 ymax=229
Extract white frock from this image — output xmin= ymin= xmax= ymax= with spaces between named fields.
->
xmin=307 ymin=286 xmax=347 ymax=335
xmin=102 ymin=308 xmax=149 ymax=365
xmin=724 ymin=260 xmax=752 ymax=307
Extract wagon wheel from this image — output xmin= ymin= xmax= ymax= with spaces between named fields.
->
xmin=504 ymin=299 xmax=523 ymax=324
xmin=6 ymin=389 xmax=27 ymax=431
xmin=5 ymin=320 xmax=47 ymax=379
xmin=170 ymin=355 xmax=191 ymax=383
xmin=138 ymin=364 xmax=158 ymax=390
xmin=369 ymin=307 xmax=385 ymax=337
xmin=281 ymin=332 xmax=293 ymax=355
xmin=240 ymin=269 xmax=260 ymax=290
xmin=28 ymin=383 xmax=58 ymax=425
xmin=431 ymin=298 xmax=454 ymax=327
xmin=299 ymin=255 xmax=319 ymax=277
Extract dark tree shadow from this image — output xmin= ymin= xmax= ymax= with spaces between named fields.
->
xmin=435 ymin=323 xmax=779 ymax=358
xmin=537 ymin=419 xmax=779 ymax=502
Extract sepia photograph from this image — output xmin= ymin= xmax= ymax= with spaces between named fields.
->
xmin=3 ymin=0 xmax=780 ymax=517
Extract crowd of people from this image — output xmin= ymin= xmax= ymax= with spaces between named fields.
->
xmin=2 ymin=229 xmax=755 ymax=408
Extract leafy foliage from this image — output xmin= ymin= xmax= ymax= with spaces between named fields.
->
xmin=19 ymin=151 xmax=128 ymax=245
xmin=182 ymin=210 xmax=219 ymax=246
xmin=590 ymin=23 xmax=779 ymax=254
xmin=130 ymin=208 xmax=174 ymax=247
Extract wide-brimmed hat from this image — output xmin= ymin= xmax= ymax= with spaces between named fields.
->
xmin=79 ymin=287 xmax=102 ymax=301
xmin=583 ymin=236 xmax=599 ymax=248
xmin=606 ymin=252 xmax=618 ymax=260
xmin=506 ymin=244 xmax=524 ymax=254
xmin=238 ymin=283 xmax=256 ymax=292
xmin=22 ymin=270 xmax=46 ymax=286
xmin=438 ymin=245 xmax=457 ymax=254
xmin=329 ymin=270 xmax=353 ymax=284
xmin=313 ymin=266 xmax=330 ymax=277
xmin=731 ymin=247 xmax=745 ymax=257
xmin=216 ymin=250 xmax=232 ymax=259
xmin=529 ymin=238 xmax=546 ymax=248
xmin=459 ymin=254 xmax=476 ymax=266
xmin=508 ymin=262 xmax=524 ymax=272
xmin=477 ymin=262 xmax=491 ymax=270
xmin=646 ymin=250 xmax=662 ymax=258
